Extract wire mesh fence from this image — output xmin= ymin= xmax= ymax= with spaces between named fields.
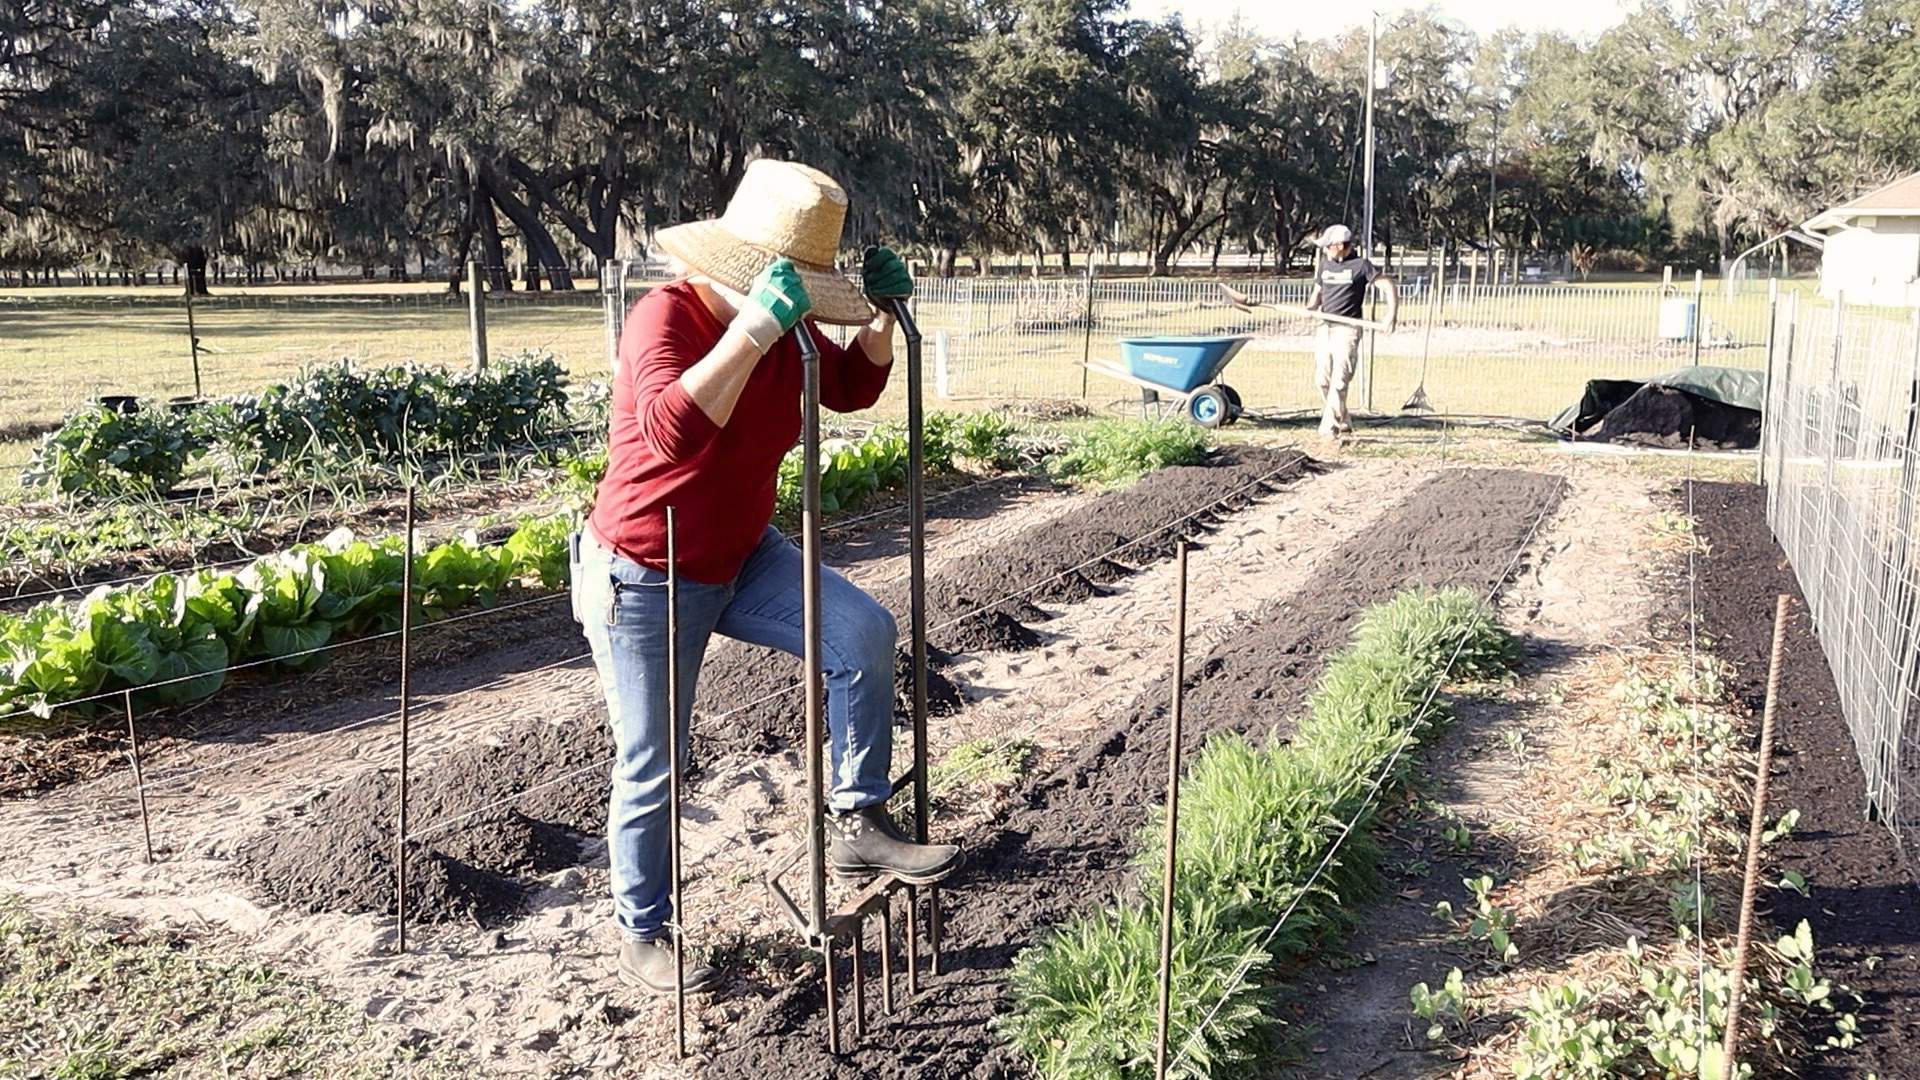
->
xmin=1761 ymin=294 xmax=1920 ymax=842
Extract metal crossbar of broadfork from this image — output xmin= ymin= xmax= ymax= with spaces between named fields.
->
xmin=760 ymin=297 xmax=941 ymax=1055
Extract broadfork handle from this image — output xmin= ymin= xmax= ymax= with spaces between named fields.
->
xmin=792 ymin=319 xmax=820 ymax=361
xmin=882 ymin=295 xmax=922 ymax=345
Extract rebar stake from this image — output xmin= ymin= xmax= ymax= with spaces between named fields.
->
xmin=667 ymin=505 xmax=687 ymax=1058
xmin=396 ymin=486 xmax=415 ymax=955
xmin=1154 ymin=539 xmax=1191 ymax=1080
xmin=123 ymin=691 xmax=154 ymax=865
xmin=1723 ymin=594 xmax=1792 ymax=1075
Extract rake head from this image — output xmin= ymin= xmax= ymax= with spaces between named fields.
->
xmin=1220 ymin=283 xmax=1263 ymax=313
xmin=1402 ymin=385 xmax=1434 ymax=413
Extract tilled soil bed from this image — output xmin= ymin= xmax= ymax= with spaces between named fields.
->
xmin=1687 ymin=480 xmax=1920 ymax=1080
xmin=237 ymin=446 xmax=1314 ymax=926
xmin=703 ymin=467 xmax=1567 ymax=1080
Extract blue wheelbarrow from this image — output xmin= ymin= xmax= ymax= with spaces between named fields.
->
xmin=1080 ymin=335 xmax=1251 ymax=427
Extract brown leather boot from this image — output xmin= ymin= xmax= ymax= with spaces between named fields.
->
xmin=827 ymin=804 xmax=964 ymax=884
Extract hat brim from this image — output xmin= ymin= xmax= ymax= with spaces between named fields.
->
xmin=655 ymin=220 xmax=874 ymax=326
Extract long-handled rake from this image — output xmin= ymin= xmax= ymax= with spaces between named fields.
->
xmin=1402 ymin=282 xmax=1437 ymax=414
xmin=1219 ymin=283 xmax=1391 ymax=332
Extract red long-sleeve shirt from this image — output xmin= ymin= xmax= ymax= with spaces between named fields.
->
xmin=588 ymin=279 xmax=892 ymax=584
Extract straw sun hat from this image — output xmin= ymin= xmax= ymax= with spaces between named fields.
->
xmin=654 ymin=159 xmax=873 ymax=326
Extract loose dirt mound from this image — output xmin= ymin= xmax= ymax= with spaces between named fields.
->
xmin=239 ymin=446 xmax=1312 ymax=926
xmin=1687 ymin=480 xmax=1920 ymax=1079
xmin=702 ymin=468 xmax=1567 ymax=1080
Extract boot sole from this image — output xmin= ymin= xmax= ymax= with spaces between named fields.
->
xmin=830 ymin=850 xmax=966 ymax=887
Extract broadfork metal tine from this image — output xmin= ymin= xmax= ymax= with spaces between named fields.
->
xmin=852 ymin=915 xmax=868 ymax=1042
xmin=906 ymin=884 xmax=921 ymax=995
xmin=880 ymin=891 xmax=896 ymax=1014
xmin=825 ymin=935 xmax=842 ymax=1056
xmin=930 ymin=887 xmax=943 ymax=976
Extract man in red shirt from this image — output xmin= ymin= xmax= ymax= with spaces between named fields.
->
xmin=571 ymin=160 xmax=962 ymax=995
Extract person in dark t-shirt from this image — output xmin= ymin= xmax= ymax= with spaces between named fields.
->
xmin=1304 ymin=224 xmax=1397 ymax=436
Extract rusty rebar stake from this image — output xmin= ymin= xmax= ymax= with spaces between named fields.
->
xmin=667 ymin=506 xmax=687 ymax=1058
xmin=1154 ymin=540 xmax=1191 ymax=1080
xmin=1723 ymin=594 xmax=1792 ymax=1074
xmin=396 ymin=487 xmax=415 ymax=955
xmin=123 ymin=691 xmax=154 ymax=864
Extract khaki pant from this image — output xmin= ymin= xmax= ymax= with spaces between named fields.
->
xmin=1313 ymin=324 xmax=1363 ymax=434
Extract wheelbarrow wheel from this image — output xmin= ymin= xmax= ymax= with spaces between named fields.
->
xmin=1218 ymin=384 xmax=1242 ymax=425
xmin=1186 ymin=385 xmax=1230 ymax=428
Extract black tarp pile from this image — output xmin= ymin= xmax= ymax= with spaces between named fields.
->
xmin=1548 ymin=365 xmax=1764 ymax=450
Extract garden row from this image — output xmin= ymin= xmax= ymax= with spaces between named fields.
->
xmin=235 ymin=445 xmax=1310 ymax=925
xmin=700 ymin=467 xmax=1569 ymax=1080
xmin=0 ymin=413 xmax=1212 ymax=731
xmin=1001 ymin=587 xmax=1519 ymax=1076
xmin=23 ymin=354 xmax=577 ymax=498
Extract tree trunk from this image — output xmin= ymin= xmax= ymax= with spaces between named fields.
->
xmin=182 ymin=245 xmax=211 ymax=296
xmin=478 ymin=165 xmax=573 ymax=290
xmin=475 ymin=182 xmax=511 ymax=293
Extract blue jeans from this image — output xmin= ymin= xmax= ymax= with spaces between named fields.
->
xmin=571 ymin=525 xmax=898 ymax=942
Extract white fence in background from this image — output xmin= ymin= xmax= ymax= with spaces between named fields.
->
xmin=597 ymin=266 xmax=1796 ymax=422
xmin=1763 ymin=296 xmax=1920 ymax=840
xmin=907 ymin=276 xmax=1780 ymax=421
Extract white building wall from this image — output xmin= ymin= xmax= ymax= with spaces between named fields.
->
xmin=1819 ymin=218 xmax=1920 ymax=307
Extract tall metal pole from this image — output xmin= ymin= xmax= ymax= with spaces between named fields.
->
xmin=1079 ymin=257 xmax=1096 ymax=400
xmin=1692 ymin=269 xmax=1705 ymax=368
xmin=396 ymin=486 xmax=415 ymax=954
xmin=1362 ymin=15 xmax=1377 ymax=256
xmin=1153 ymin=540 xmax=1191 ymax=1080
xmin=1758 ymin=278 xmax=1778 ymax=485
xmin=794 ymin=320 xmax=836 ymax=1054
xmin=666 ymin=505 xmax=687 ymax=1058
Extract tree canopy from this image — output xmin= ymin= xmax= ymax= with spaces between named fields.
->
xmin=3 ymin=0 xmax=1917 ymax=285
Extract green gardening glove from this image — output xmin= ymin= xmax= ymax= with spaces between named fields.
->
xmin=862 ymin=246 xmax=914 ymax=300
xmin=748 ymin=257 xmax=811 ymax=330
xmin=731 ymin=257 xmax=812 ymax=351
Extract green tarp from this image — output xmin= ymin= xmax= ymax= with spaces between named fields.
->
xmin=1548 ymin=365 xmax=1764 ymax=435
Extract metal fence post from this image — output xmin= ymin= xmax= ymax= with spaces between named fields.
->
xmin=1759 ymin=278 xmax=1778 ymax=486
xmin=603 ymin=260 xmax=628 ymax=378
xmin=1691 ymin=269 xmax=1704 ymax=368
xmin=468 ymin=260 xmax=489 ymax=372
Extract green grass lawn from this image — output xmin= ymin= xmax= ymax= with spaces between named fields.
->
xmin=1 ymin=275 xmax=1827 ymax=495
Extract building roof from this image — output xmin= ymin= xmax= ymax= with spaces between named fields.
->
xmin=1805 ymin=170 xmax=1920 ymax=233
